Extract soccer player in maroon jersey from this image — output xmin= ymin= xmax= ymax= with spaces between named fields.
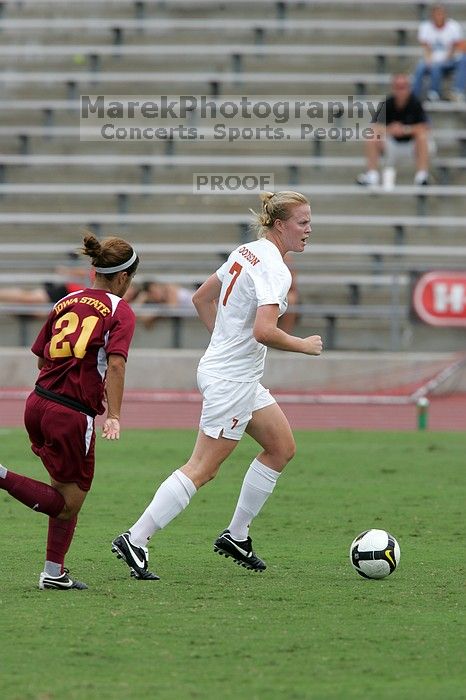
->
xmin=0 ymin=234 xmax=139 ymax=590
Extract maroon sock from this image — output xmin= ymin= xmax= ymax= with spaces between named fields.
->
xmin=47 ymin=515 xmax=78 ymax=571
xmin=1 ymin=470 xmax=65 ymax=518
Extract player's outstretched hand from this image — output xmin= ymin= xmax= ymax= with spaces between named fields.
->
xmin=303 ymin=335 xmax=323 ymax=356
xmin=102 ymin=417 xmax=120 ymax=440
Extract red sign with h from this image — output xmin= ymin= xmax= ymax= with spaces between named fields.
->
xmin=413 ymin=272 xmax=466 ymax=327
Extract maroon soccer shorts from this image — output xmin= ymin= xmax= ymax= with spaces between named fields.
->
xmin=24 ymin=392 xmax=96 ymax=492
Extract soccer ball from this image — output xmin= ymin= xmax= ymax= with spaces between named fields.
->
xmin=350 ymin=529 xmax=400 ymax=579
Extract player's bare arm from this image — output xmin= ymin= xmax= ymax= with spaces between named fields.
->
xmin=192 ymin=273 xmax=222 ymax=333
xmin=254 ymin=304 xmax=322 ymax=355
xmin=102 ymin=353 xmax=127 ymax=440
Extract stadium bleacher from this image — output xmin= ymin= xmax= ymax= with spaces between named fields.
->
xmin=0 ymin=0 xmax=465 ymax=351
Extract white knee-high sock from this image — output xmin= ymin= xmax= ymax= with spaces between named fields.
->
xmin=129 ymin=469 xmax=196 ymax=546
xmin=228 ymin=458 xmax=280 ymax=541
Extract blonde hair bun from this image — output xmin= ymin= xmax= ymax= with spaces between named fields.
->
xmin=250 ymin=190 xmax=309 ymax=238
xmin=259 ymin=191 xmax=275 ymax=205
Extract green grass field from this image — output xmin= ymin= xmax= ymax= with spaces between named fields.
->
xmin=0 ymin=428 xmax=465 ymax=700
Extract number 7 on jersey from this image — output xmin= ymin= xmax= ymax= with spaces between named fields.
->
xmin=222 ymin=262 xmax=243 ymax=306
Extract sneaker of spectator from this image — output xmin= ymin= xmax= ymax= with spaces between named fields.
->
xmin=414 ymin=170 xmax=429 ymax=186
xmin=356 ymin=170 xmax=380 ymax=187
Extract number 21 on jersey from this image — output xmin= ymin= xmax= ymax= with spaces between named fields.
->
xmin=49 ymin=311 xmax=99 ymax=359
xmin=222 ymin=261 xmax=243 ymax=306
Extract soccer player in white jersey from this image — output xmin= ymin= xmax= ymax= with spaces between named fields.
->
xmin=112 ymin=191 xmax=323 ymax=578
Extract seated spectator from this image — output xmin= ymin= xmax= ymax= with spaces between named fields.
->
xmin=412 ymin=3 xmax=466 ymax=101
xmin=128 ymin=280 xmax=195 ymax=328
xmin=356 ymin=74 xmax=431 ymax=188
xmin=0 ymin=253 xmax=92 ymax=306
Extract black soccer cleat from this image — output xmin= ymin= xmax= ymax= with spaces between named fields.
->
xmin=39 ymin=568 xmax=88 ymax=590
xmin=214 ymin=529 xmax=266 ymax=572
xmin=130 ymin=568 xmax=160 ymax=581
xmin=111 ymin=532 xmax=160 ymax=580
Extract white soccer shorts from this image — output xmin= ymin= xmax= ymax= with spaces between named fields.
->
xmin=197 ymin=370 xmax=276 ymax=440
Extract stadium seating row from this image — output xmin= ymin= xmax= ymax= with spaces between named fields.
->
xmin=1 ymin=0 xmax=465 ymax=351
xmin=1 ymin=154 xmax=464 ymax=186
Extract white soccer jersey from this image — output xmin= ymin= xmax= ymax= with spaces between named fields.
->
xmin=198 ymin=238 xmax=292 ymax=382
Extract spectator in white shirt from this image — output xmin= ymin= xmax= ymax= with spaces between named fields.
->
xmin=412 ymin=3 xmax=466 ymax=101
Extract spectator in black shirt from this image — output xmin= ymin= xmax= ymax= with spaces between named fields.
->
xmin=357 ymin=74 xmax=431 ymax=188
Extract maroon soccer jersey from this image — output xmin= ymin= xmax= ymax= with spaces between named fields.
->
xmin=31 ymin=288 xmax=136 ymax=415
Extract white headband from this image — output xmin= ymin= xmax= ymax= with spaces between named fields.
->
xmin=94 ymin=250 xmax=137 ymax=275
